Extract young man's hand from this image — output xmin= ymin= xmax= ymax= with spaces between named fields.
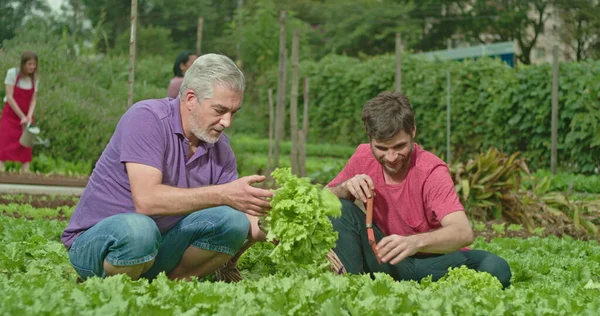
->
xmin=342 ymin=174 xmax=375 ymax=203
xmin=377 ymin=234 xmax=421 ymax=265
xmin=221 ymin=175 xmax=273 ymax=216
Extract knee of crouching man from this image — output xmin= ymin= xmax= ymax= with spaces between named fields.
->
xmin=120 ymin=213 xmax=161 ymax=253
xmin=219 ymin=206 xmax=250 ymax=251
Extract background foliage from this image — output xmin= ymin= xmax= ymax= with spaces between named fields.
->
xmin=1 ymin=28 xmax=599 ymax=173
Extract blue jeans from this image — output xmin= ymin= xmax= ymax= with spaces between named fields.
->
xmin=67 ymin=206 xmax=250 ymax=280
xmin=331 ymin=199 xmax=512 ymax=288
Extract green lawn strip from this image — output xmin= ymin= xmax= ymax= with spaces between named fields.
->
xmin=236 ymin=153 xmax=346 ymax=184
xmin=1 ymin=216 xmax=599 ymax=314
xmin=229 ymin=135 xmax=357 ymax=160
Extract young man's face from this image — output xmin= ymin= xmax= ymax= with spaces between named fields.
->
xmin=370 ymin=129 xmax=415 ymax=175
xmin=188 ymin=85 xmax=243 ymax=143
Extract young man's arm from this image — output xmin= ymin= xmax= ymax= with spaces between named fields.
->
xmin=376 ymin=211 xmax=474 ymax=264
xmin=326 ymin=147 xmax=375 ymax=203
xmin=377 ymin=165 xmax=474 ymax=265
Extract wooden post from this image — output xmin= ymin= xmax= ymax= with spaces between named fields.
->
xmin=300 ymin=77 xmax=309 ymax=177
xmin=236 ymin=0 xmax=244 ymax=67
xmin=274 ymin=11 xmax=287 ymax=169
xmin=551 ymin=45 xmax=559 ymax=174
xmin=446 ymin=69 xmax=451 ymax=165
xmin=266 ymin=89 xmax=275 ymax=181
xmin=290 ymin=29 xmax=300 ymax=175
xmin=395 ymin=33 xmax=402 ymax=94
xmin=127 ymin=0 xmax=138 ymax=107
xmin=196 ymin=16 xmax=204 ymax=55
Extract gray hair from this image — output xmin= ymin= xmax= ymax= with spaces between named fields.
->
xmin=179 ymin=53 xmax=245 ymax=100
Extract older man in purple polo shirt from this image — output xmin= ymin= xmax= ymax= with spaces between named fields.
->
xmin=62 ymin=54 xmax=272 ymax=281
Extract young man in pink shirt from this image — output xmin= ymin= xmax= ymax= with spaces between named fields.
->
xmin=327 ymin=92 xmax=511 ymax=288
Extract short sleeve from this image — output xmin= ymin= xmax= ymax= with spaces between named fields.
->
xmin=326 ymin=148 xmax=360 ymax=187
xmin=423 ymin=165 xmax=464 ymax=222
xmin=167 ymin=77 xmax=183 ymax=98
xmin=4 ymin=68 xmax=16 ymax=85
xmin=217 ymin=148 xmax=238 ymax=184
xmin=117 ymin=107 xmax=166 ymax=172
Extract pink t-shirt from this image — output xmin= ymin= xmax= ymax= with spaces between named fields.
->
xmin=327 ymin=143 xmax=464 ymax=237
xmin=167 ymin=77 xmax=184 ymax=98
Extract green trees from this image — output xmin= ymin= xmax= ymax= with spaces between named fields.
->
xmin=0 ymin=0 xmax=50 ymax=46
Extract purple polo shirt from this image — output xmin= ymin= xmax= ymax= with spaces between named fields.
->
xmin=61 ymin=97 xmax=238 ymax=249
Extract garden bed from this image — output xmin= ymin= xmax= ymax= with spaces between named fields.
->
xmin=2 ymin=193 xmax=598 ymax=242
xmin=0 ymin=172 xmax=88 ymax=187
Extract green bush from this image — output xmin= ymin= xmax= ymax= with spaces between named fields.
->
xmin=0 ymin=31 xmax=167 ymax=164
xmin=525 ymin=170 xmax=600 ymax=194
xmin=257 ymin=55 xmax=600 ymax=173
xmin=114 ymin=25 xmax=177 ymax=59
xmin=3 ymin=28 xmax=599 ymax=174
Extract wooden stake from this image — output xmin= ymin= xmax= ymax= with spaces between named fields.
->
xmin=395 ymin=33 xmax=402 ymax=94
xmin=274 ymin=11 xmax=287 ymax=170
xmin=236 ymin=0 xmax=244 ymax=67
xmin=127 ymin=0 xmax=138 ymax=107
xmin=446 ymin=69 xmax=451 ymax=165
xmin=290 ymin=29 xmax=300 ymax=175
xmin=300 ymin=77 xmax=309 ymax=177
xmin=266 ymin=88 xmax=275 ymax=181
xmin=551 ymin=45 xmax=559 ymax=174
xmin=196 ymin=16 xmax=204 ymax=55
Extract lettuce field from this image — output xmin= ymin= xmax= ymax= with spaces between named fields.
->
xmin=1 ymin=205 xmax=599 ymax=315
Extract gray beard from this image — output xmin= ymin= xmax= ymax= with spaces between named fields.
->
xmin=189 ymin=115 xmax=220 ymax=144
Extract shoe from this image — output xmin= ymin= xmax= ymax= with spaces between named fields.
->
xmin=326 ymin=249 xmax=347 ymax=275
xmin=214 ymin=259 xmax=243 ymax=283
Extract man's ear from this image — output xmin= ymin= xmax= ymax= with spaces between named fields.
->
xmin=412 ymin=127 xmax=417 ymax=138
xmin=183 ymin=89 xmax=196 ymax=111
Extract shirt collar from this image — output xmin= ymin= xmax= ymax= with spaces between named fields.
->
xmin=170 ymin=96 xmax=185 ymax=136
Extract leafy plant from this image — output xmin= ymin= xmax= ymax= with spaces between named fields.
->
xmin=265 ymin=167 xmax=341 ymax=275
xmin=452 ymin=148 xmax=527 ymax=222
xmin=492 ymin=223 xmax=506 ymax=235
xmin=507 ymin=224 xmax=523 ymax=232
xmin=473 ymin=221 xmax=486 ymax=232
xmin=452 ymin=148 xmax=599 ymax=237
xmin=533 ymin=227 xmax=546 ymax=236
xmin=2 ymin=213 xmax=600 ymax=314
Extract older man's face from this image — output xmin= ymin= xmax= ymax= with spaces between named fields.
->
xmin=189 ymin=86 xmax=243 ymax=143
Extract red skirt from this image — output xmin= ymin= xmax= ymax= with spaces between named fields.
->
xmin=0 ymin=103 xmax=32 ymax=163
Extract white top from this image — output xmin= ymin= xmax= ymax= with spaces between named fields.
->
xmin=3 ymin=67 xmax=39 ymax=102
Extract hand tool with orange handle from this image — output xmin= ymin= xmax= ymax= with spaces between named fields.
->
xmin=366 ymin=197 xmax=382 ymax=265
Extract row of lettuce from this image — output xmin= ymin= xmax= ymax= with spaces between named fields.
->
xmin=1 ymin=213 xmax=599 ymax=314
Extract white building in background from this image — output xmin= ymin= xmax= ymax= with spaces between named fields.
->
xmin=436 ymin=2 xmax=595 ymax=65
xmin=527 ymin=4 xmax=570 ymax=64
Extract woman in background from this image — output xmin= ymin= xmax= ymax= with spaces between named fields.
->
xmin=0 ymin=51 xmax=39 ymax=173
xmin=167 ymin=51 xmax=197 ymax=98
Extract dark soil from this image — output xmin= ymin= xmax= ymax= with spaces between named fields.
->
xmin=0 ymin=171 xmax=88 ymax=187
xmin=0 ymin=194 xmax=78 ymax=208
xmin=2 ymin=209 xmax=70 ymax=221
xmin=473 ymin=220 xmax=599 ymax=242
